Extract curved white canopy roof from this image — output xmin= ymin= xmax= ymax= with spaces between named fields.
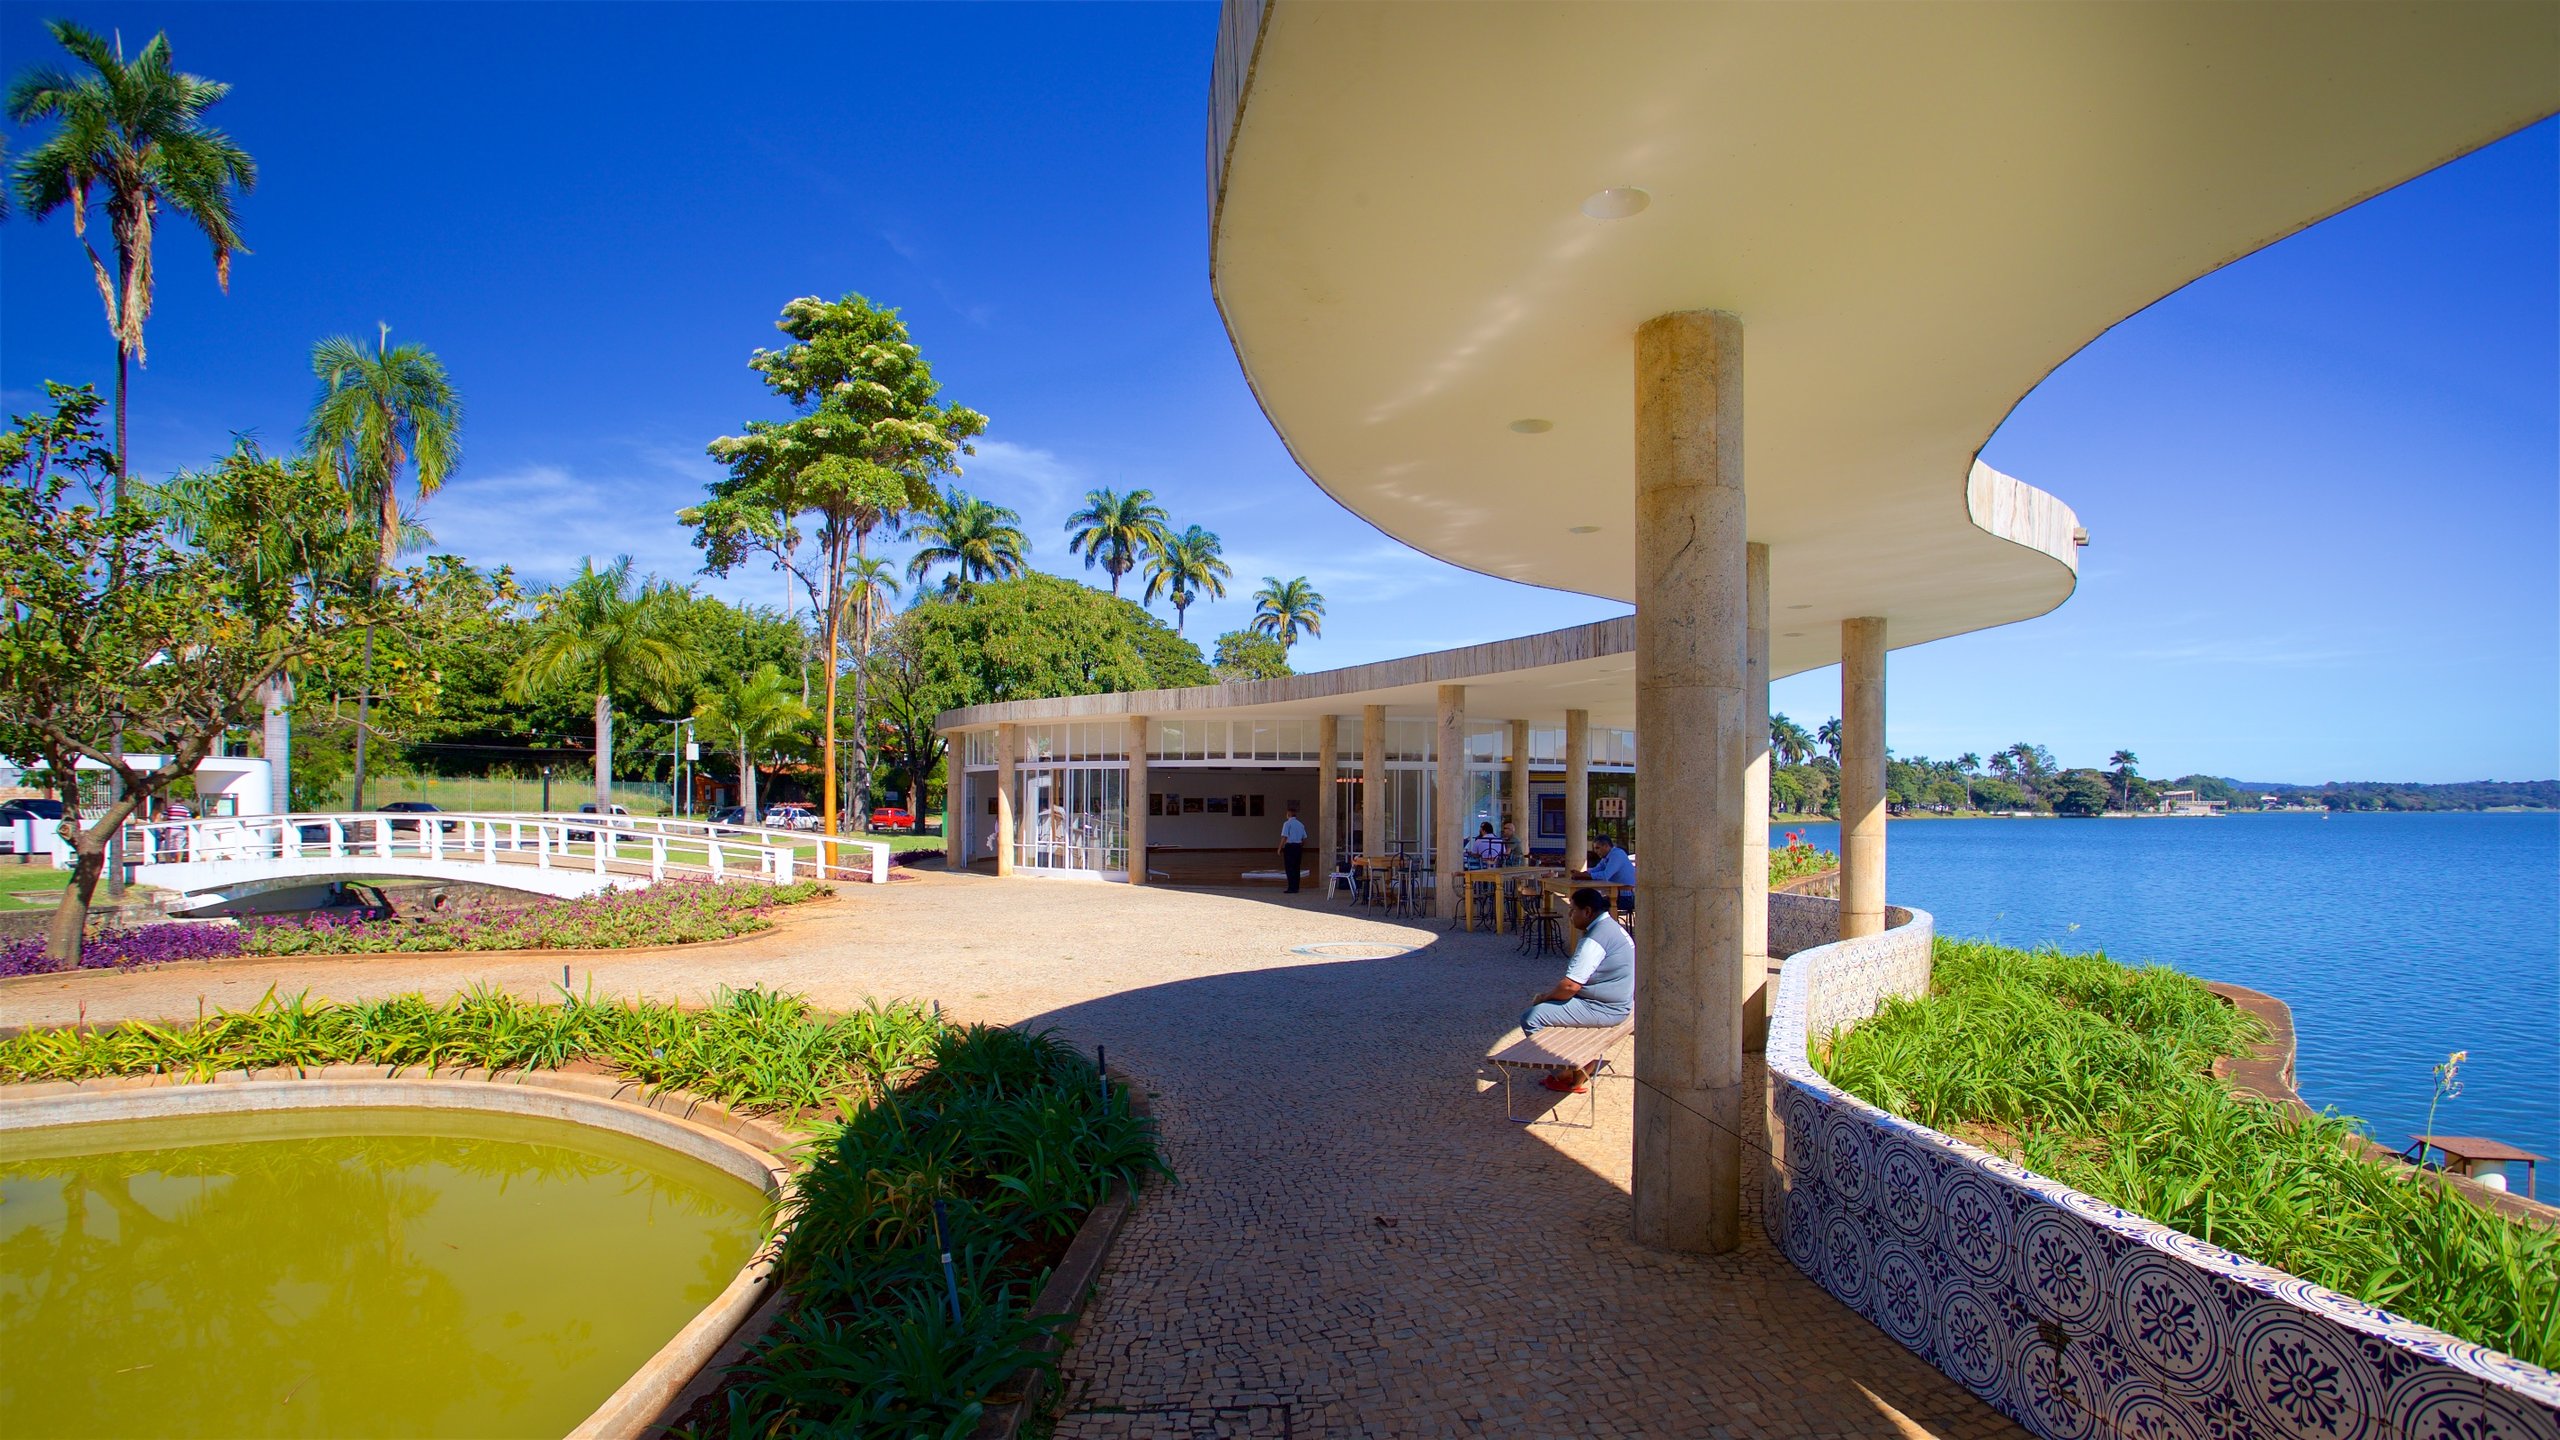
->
xmin=1207 ymin=2 xmax=2557 ymax=680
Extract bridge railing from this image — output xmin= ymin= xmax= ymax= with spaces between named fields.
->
xmin=510 ymin=813 xmax=893 ymax=885
xmin=117 ymin=811 xmax=872 ymax=887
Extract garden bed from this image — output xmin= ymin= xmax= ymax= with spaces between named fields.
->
xmin=1817 ymin=938 xmax=2560 ymax=1370
xmin=0 ymin=878 xmax=834 ymax=979
xmin=0 ymin=988 xmax=1164 ymax=1432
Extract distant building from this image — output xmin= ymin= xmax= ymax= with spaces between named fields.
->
xmin=2156 ymin=789 xmax=2227 ymax=817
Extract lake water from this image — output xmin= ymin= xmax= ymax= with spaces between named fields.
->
xmin=1779 ymin=812 xmax=2559 ymax=1167
xmin=0 ymin=1107 xmax=767 ymax=1438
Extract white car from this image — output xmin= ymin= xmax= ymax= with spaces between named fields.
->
xmin=761 ymin=804 xmax=818 ymax=831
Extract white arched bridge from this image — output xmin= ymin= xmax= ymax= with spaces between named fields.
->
xmin=122 ymin=812 xmax=892 ymax=907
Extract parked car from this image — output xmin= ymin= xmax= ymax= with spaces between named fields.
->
xmin=567 ymin=801 xmax=630 ymax=841
xmin=0 ymin=798 xmax=65 ymax=822
xmin=708 ymin=805 xmax=747 ymax=826
xmin=867 ymin=805 xmax=914 ymax=831
xmin=378 ymin=800 xmax=458 ymax=835
xmin=761 ymin=803 xmax=817 ymax=831
xmin=0 ymin=799 xmax=58 ymax=856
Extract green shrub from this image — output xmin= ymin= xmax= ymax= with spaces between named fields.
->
xmin=1819 ymin=938 xmax=2560 ymax=1369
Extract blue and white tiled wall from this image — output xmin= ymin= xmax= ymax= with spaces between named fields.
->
xmin=1760 ymin=901 xmax=2560 ymax=1439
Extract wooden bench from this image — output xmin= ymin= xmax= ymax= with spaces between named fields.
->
xmin=1486 ymin=1017 xmax=1633 ymax=1127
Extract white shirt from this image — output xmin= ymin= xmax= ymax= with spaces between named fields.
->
xmin=1280 ymin=816 xmax=1307 ymax=843
xmin=1565 ymin=912 xmax=1636 ymax=1008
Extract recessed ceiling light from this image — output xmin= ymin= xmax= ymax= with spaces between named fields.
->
xmin=1581 ymin=186 xmax=1651 ymax=220
xmin=1568 ymin=524 xmax=1601 ymax=534
xmin=1509 ymin=418 xmax=1553 ymax=434
xmin=1783 ymin=631 xmax=1803 ymax=638
xmin=1786 ymin=604 xmax=1812 ymax=610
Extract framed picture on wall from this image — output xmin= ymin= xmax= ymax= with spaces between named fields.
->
xmin=987 ymin=797 xmax=999 ymax=816
xmin=1247 ymin=794 xmax=1265 ymax=817
xmin=1230 ymin=794 xmax=1247 ymax=815
xmin=1183 ymin=796 xmax=1205 ymax=814
xmin=1538 ymin=794 xmax=1565 ymax=838
xmin=1149 ymin=793 xmax=1166 ymax=816
xmin=1205 ymin=796 xmax=1230 ymax=814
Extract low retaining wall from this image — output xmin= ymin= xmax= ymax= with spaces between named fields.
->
xmin=1762 ymin=897 xmax=2560 ymax=1440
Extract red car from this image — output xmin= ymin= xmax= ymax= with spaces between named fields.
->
xmin=868 ymin=806 xmax=914 ymax=831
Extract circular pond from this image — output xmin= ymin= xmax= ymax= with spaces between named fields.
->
xmin=0 ymin=1105 xmax=769 ymax=1438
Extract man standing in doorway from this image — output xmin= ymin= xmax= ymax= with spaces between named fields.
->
xmin=1278 ymin=801 xmax=1307 ymax=893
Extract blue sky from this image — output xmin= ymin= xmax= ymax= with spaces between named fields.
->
xmin=4 ymin=5 xmax=2552 ymax=785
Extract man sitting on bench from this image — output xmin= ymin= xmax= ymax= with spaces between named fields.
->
xmin=1520 ymin=887 xmax=1635 ymax=1093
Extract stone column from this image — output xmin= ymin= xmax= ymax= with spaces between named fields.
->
xmin=1317 ymin=715 xmax=1340 ymax=870
xmin=948 ymin=763 xmax=970 ymax=868
xmin=1126 ymin=716 xmax=1150 ymax=886
xmin=1565 ymin=709 xmax=1590 ymax=867
xmin=1508 ymin=719 xmax=1532 ymax=856
xmin=1742 ymin=544 xmax=1773 ymax=1047
xmin=995 ymin=723 xmax=1018 ymax=878
xmin=1362 ymin=703 xmax=1386 ymax=859
xmin=1434 ymin=685 xmax=1466 ymax=919
xmin=1632 ymin=309 xmax=1748 ymax=1255
xmin=1840 ymin=617 xmax=1888 ymax=939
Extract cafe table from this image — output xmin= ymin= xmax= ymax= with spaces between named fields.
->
xmin=1541 ymin=879 xmax=1634 ymax=942
xmin=1456 ymin=866 xmax=1558 ymax=932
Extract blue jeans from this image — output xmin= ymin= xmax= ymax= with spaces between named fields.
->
xmin=1521 ymin=997 xmax=1629 ymax=1035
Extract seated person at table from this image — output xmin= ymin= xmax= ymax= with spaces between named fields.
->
xmin=1578 ymin=839 xmax=1635 ymax=886
xmin=1498 ymin=820 xmax=1523 ymax=863
xmin=1520 ymin=888 xmax=1635 ymax=1092
xmin=1462 ymin=822 xmax=1507 ymax=868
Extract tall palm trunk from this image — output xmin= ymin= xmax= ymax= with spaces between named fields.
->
xmin=348 ymin=624 xmax=376 ymax=809
xmin=738 ymin=734 xmax=756 ymax=821
xmin=105 ymin=334 xmax=131 ymax=895
xmin=819 ymin=530 xmax=844 ymax=849
xmin=849 ymin=529 xmax=874 ymax=824
xmin=593 ymin=690 xmax=614 ymax=813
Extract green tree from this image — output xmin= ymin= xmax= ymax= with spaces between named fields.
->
xmin=1816 ymin=717 xmax=1843 ymax=763
xmin=1968 ymin=774 xmax=2031 ymax=813
xmin=2108 ymin=748 xmax=2141 ymax=811
xmin=505 ymin=556 xmax=689 ymax=813
xmin=687 ymin=294 xmax=985 ymax=839
xmin=903 ymin=486 xmax=1026 ymax=594
xmin=1064 ymin=488 xmax=1169 ymax=599
xmin=303 ymin=326 xmax=462 ymax=808
xmin=1212 ymin=629 xmax=1292 ymax=681
xmin=692 ymin=663 xmax=809 ymax=821
xmin=884 ymin=574 xmax=1210 ymax=714
xmin=1249 ymin=576 xmax=1324 ymax=651
xmin=1954 ymin=751 xmax=1982 ymax=775
xmin=1770 ymin=713 xmax=1814 ymax=767
xmin=2050 ymin=769 xmax=2114 ymax=817
xmin=1 ymin=387 xmax=375 ymax=961
xmin=7 ymin=21 xmax=255 ymax=496
xmin=1143 ymin=525 xmax=1232 ymax=635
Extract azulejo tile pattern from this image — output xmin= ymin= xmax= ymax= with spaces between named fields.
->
xmin=1761 ymin=899 xmax=2560 ymax=1440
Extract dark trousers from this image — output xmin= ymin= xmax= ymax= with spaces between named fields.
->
xmin=1282 ymin=842 xmax=1303 ymax=892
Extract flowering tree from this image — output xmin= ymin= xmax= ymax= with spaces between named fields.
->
xmin=0 ymin=385 xmax=380 ymax=962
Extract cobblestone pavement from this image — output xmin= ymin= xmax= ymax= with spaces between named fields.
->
xmin=1 ymin=871 xmax=2015 ymax=1438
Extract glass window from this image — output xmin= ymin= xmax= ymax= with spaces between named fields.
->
xmin=1529 ymin=727 xmax=1567 ymax=765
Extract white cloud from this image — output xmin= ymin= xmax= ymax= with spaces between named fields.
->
xmin=419 ymin=461 xmax=792 ymax=610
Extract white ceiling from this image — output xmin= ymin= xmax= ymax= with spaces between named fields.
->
xmin=1209 ymin=2 xmax=2558 ymax=679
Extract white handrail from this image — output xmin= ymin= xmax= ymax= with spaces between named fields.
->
xmin=112 ymin=811 xmax=845 ymax=889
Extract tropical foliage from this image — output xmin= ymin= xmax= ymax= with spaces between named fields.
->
xmin=1211 ymin=628 xmax=1291 ymax=682
xmin=6 ymin=19 xmax=255 ymax=485
xmin=904 ymin=486 xmax=1027 ymax=593
xmin=1063 ymin=487 xmax=1169 ymax=599
xmin=1141 ymin=524 xmax=1231 ymax=634
xmin=1249 ymin=575 xmax=1324 ymax=650
xmin=693 ymin=663 xmax=812 ymax=819
xmin=506 ymin=555 xmax=689 ymax=812
xmin=1822 ymin=940 xmax=2560 ymax=1369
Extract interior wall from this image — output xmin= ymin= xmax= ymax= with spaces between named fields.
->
xmin=1144 ymin=768 xmax=1318 ymax=848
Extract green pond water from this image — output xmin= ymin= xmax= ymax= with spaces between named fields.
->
xmin=0 ymin=1106 xmax=769 ymax=1439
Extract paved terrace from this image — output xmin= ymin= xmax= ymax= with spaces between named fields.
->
xmin=0 ymin=873 xmax=2015 ymax=1438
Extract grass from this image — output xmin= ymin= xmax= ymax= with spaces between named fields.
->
xmin=1818 ymin=939 xmax=2560 ymax=1370
xmin=1 ymin=988 xmax=1164 ymax=1432
xmin=0 ymin=865 xmax=74 ymax=913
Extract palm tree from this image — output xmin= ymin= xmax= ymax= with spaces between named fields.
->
xmin=1143 ymin=525 xmax=1232 ymax=634
xmin=905 ymin=487 xmax=1027 ymax=593
xmin=2109 ymin=749 xmax=2140 ymax=811
xmin=1769 ymin=713 xmax=1814 ymax=767
xmin=694 ymin=664 xmax=810 ymax=821
xmin=506 ymin=556 xmax=690 ymax=813
xmin=304 ymin=326 xmax=462 ymax=808
xmin=1954 ymin=751 xmax=1982 ymax=775
xmin=1063 ymin=487 xmax=1169 ymax=598
xmin=1816 ymin=717 xmax=1843 ymax=764
xmin=8 ymin=21 xmax=255 ymax=497
xmin=1250 ymin=576 xmax=1325 ymax=650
